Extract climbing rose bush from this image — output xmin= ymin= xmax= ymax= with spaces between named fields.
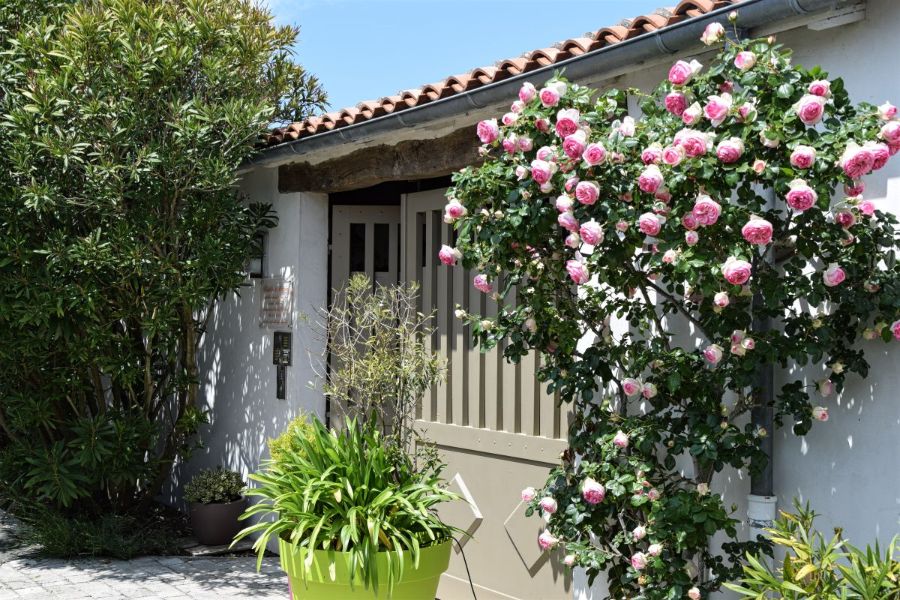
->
xmin=447 ymin=19 xmax=900 ymax=600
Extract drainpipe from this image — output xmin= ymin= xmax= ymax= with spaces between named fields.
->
xmin=748 ymin=191 xmax=777 ymax=541
xmin=244 ymin=0 xmax=858 ymax=171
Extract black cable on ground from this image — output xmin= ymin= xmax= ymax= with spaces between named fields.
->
xmin=452 ymin=537 xmax=478 ymax=600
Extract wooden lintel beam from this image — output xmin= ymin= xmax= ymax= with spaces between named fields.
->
xmin=277 ymin=127 xmax=481 ymax=194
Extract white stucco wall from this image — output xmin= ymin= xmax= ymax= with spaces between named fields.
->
xmin=167 ymin=167 xmax=328 ymax=503
xmin=578 ymin=1 xmax=900 ymax=598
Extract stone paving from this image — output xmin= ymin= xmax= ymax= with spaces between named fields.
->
xmin=0 ymin=555 xmax=288 ymax=599
xmin=0 ymin=512 xmax=289 ymax=599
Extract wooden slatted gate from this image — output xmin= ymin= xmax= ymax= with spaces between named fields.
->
xmin=402 ymin=188 xmax=571 ymax=600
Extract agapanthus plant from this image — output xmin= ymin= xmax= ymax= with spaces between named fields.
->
xmin=446 ymin=14 xmax=900 ymax=600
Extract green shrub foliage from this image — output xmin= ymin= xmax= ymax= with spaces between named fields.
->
xmin=183 ymin=467 xmax=244 ymax=505
xmin=0 ymin=0 xmax=325 ymax=517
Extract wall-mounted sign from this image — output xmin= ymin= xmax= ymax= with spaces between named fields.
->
xmin=259 ymin=277 xmax=293 ymax=329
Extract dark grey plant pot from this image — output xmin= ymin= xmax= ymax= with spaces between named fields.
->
xmin=189 ymin=497 xmax=246 ymax=546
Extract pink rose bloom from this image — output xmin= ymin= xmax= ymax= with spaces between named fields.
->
xmin=647 ymin=488 xmax=661 ymax=501
xmin=742 ymin=337 xmax=756 ymax=350
xmin=880 ymin=121 xmax=900 ymax=143
xmin=531 ymin=159 xmax=553 ymax=185
xmin=737 ymin=102 xmax=757 ymax=123
xmin=638 ymin=165 xmax=665 ymax=194
xmin=674 ymin=128 xmax=711 ymax=157
xmin=539 ymin=496 xmax=558 ymax=514
xmin=741 ymin=216 xmax=774 ymax=245
xmin=642 ymin=382 xmax=658 ymax=398
xmin=539 ymin=86 xmax=561 ymax=107
xmin=665 ymin=92 xmax=688 ymax=116
xmin=714 ymin=291 xmax=730 ymax=308
xmin=476 ymin=119 xmax=500 ymax=144
xmin=575 ymin=181 xmax=600 ymax=205
xmin=501 ymin=112 xmax=518 ymax=127
xmin=473 ymin=274 xmax=492 ymax=294
xmin=519 ymin=82 xmax=537 ymax=104
xmin=688 ymin=587 xmax=701 ymax=600
xmin=891 ymin=320 xmax=900 ymax=340
xmin=704 ymin=344 xmax=724 ymax=365
xmin=753 ymin=159 xmax=767 ymax=174
xmin=681 ymin=212 xmax=700 ymax=231
xmin=579 ymin=219 xmax=604 ymax=245
xmin=565 ymin=232 xmax=581 ymax=248
xmin=685 ymin=230 xmax=699 ymax=246
xmin=682 ymin=102 xmax=702 ymax=125
xmin=510 ymin=100 xmax=525 ymax=114
xmin=790 ymin=145 xmax=816 ymax=169
xmin=704 ymin=93 xmax=733 ymax=126
xmin=878 ymin=101 xmax=897 ymax=120
xmin=535 ymin=117 xmax=550 ymax=133
xmin=502 ymin=136 xmax=517 ymax=154
xmin=564 ymin=177 xmax=579 ymax=193
xmin=692 ymin=195 xmax=722 ymax=226
xmin=785 ymin=179 xmax=818 ymax=212
xmin=632 ymin=525 xmax=647 ymax=541
xmin=662 ymin=249 xmax=678 ymax=264
xmin=647 ymin=543 xmax=663 ymax=557
xmin=864 ymin=141 xmax=890 ymax=170
xmin=558 ymin=211 xmax=579 ymax=232
xmin=638 ymin=212 xmax=663 ymax=237
xmin=521 ymin=487 xmax=537 ymax=502
xmin=555 ymin=194 xmax=574 ymax=213
xmin=834 ymin=209 xmax=855 ymax=229
xmin=734 ymin=51 xmax=757 ymax=70
xmin=438 ymin=245 xmax=462 ymax=266
xmin=631 ymin=552 xmax=648 ymax=571
xmin=700 ymin=22 xmax=724 ymax=45
xmin=617 ymin=116 xmax=636 ymax=137
xmin=613 ymin=430 xmax=629 ymax=448
xmin=581 ymin=477 xmax=606 ymax=505
xmin=555 ymin=108 xmax=581 ymax=137
xmin=563 ymin=130 xmax=587 ymax=160
xmin=536 ymin=146 xmax=554 ymax=161
xmin=722 ymin=257 xmax=752 ymax=285
xmin=615 ymin=220 xmax=629 ymax=232
xmin=517 ymin=136 xmax=534 ymax=152
xmin=668 ymin=59 xmax=702 ymax=85
xmin=808 ymin=79 xmax=831 ymax=97
xmin=582 ymin=142 xmax=607 ymax=166
xmin=813 ymin=406 xmax=829 ymax=422
xmin=566 ymin=260 xmax=590 ymax=285
xmin=662 ymin=145 xmax=685 ymax=166
xmin=563 ymin=554 xmax=576 ymax=567
xmin=622 ymin=377 xmax=642 ymax=398
xmin=538 ymin=531 xmax=558 ymax=550
xmin=859 ymin=199 xmax=876 ymax=216
xmin=444 ymin=199 xmax=467 ymax=222
xmin=642 ymin=145 xmax=663 ymax=164
xmin=823 ymin=263 xmax=846 ymax=287
xmin=795 ymin=94 xmax=826 ymax=125
xmin=818 ymin=379 xmax=834 ymax=397
xmin=716 ymin=137 xmax=744 ymax=163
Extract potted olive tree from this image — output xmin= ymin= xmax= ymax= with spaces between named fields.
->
xmin=235 ymin=275 xmax=458 ymax=598
xmin=184 ymin=467 xmax=246 ymax=546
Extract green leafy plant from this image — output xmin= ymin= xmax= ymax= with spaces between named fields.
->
xmin=234 ymin=417 xmax=458 ymax=595
xmin=183 ymin=467 xmax=245 ymax=505
xmin=725 ymin=501 xmax=899 ymax=599
xmin=0 ymin=0 xmax=325 ymax=529
xmin=316 ymin=273 xmax=445 ymax=472
xmin=268 ymin=413 xmax=318 ymax=465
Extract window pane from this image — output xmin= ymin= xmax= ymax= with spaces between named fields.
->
xmin=350 ymin=223 xmax=365 ymax=273
xmin=374 ymin=223 xmax=390 ymax=272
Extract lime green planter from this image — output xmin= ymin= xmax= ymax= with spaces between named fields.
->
xmin=279 ymin=538 xmax=451 ymax=600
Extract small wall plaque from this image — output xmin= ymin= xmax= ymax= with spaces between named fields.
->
xmin=259 ymin=277 xmax=293 ymax=329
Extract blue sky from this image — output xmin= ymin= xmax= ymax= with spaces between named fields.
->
xmin=265 ymin=0 xmax=667 ymax=115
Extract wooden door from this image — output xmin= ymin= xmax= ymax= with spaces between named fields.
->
xmin=402 ymin=188 xmax=571 ymax=600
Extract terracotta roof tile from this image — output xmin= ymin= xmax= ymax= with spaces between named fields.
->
xmin=264 ymin=0 xmax=743 ymax=147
